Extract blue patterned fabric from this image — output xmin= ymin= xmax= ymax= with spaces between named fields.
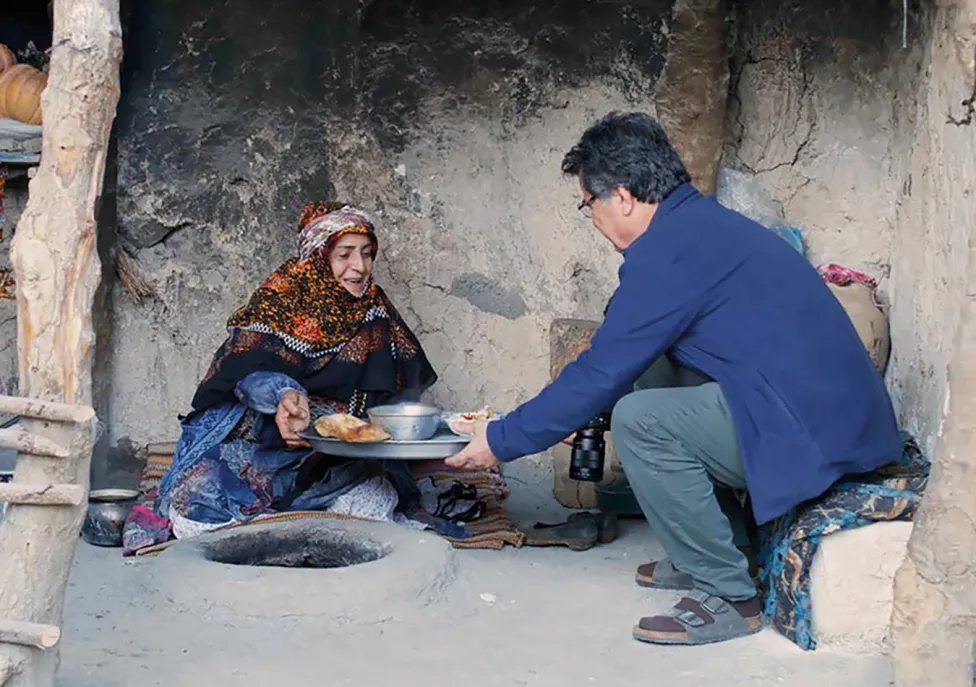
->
xmin=156 ymin=371 xmax=377 ymax=524
xmin=156 ymin=371 xmax=309 ymax=517
xmin=155 ymin=399 xmax=246 ymax=518
xmin=120 ymin=370 xmax=472 ymax=554
xmin=758 ymin=431 xmax=929 ymax=649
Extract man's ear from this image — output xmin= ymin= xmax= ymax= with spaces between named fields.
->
xmin=614 ymin=186 xmax=637 ymax=216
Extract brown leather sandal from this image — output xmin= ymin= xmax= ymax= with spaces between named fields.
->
xmin=633 ymin=591 xmax=763 ymax=645
xmin=635 ymin=547 xmax=760 ymax=590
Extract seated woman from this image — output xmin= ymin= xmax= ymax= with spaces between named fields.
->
xmin=123 ymin=201 xmax=463 ymax=551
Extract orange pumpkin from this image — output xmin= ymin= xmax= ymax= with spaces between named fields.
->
xmin=0 ymin=44 xmax=15 ymax=74
xmin=0 ymin=64 xmax=46 ymax=125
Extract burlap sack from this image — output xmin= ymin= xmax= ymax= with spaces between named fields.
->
xmin=827 ymin=282 xmax=891 ymax=375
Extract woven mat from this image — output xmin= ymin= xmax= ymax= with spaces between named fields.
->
xmin=134 ymin=444 xmax=175 ymax=510
xmin=132 ymin=446 xmax=523 ymax=555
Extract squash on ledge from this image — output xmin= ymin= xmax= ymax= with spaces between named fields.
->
xmin=0 ymin=64 xmax=46 ymax=125
xmin=0 ymin=44 xmax=16 ymax=75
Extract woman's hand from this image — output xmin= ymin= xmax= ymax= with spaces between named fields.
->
xmin=276 ymin=389 xmax=311 ymax=449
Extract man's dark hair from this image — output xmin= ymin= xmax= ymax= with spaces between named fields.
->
xmin=561 ymin=112 xmax=691 ymax=203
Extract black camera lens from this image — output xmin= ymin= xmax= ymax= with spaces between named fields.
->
xmin=569 ymin=412 xmax=611 ymax=482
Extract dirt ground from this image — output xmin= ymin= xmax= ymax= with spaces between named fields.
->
xmin=57 ymin=460 xmax=894 ymax=687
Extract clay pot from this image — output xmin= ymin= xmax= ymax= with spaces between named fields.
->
xmin=81 ymin=489 xmax=139 ymax=547
xmin=0 ymin=64 xmax=47 ymax=125
xmin=828 ymin=281 xmax=890 ymax=375
xmin=0 ymin=44 xmax=15 ymax=75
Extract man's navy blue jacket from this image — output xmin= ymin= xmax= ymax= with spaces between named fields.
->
xmin=487 ymin=183 xmax=901 ymax=524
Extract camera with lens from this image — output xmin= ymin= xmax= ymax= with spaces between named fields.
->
xmin=569 ymin=411 xmax=612 ymax=482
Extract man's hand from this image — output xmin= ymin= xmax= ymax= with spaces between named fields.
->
xmin=276 ymin=389 xmax=311 ymax=449
xmin=445 ymin=420 xmax=499 ymax=471
xmin=560 ymin=432 xmax=576 ymax=446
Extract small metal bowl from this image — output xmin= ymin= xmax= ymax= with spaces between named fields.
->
xmin=366 ymin=403 xmax=442 ymax=441
xmin=81 ymin=488 xmax=140 ymax=548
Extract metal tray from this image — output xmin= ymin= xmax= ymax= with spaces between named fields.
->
xmin=299 ymin=426 xmax=471 ymax=460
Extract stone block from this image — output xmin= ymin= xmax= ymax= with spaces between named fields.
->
xmin=809 ymin=520 xmax=913 ymax=652
xmin=549 ymin=318 xmax=621 ymax=509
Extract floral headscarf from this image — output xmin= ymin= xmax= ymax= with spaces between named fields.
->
xmin=190 ymin=201 xmax=437 ymax=416
xmin=297 ymin=201 xmax=378 ymax=260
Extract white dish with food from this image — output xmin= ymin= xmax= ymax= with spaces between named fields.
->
xmin=442 ymin=406 xmax=503 ymax=437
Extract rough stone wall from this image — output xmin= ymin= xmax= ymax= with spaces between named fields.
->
xmin=109 ymin=0 xmax=348 ymax=471
xmin=1 ymin=0 xmax=962 ymax=483
xmin=724 ymin=0 xmax=909 ymax=278
xmin=324 ymin=85 xmax=654 ymax=416
xmin=723 ymin=0 xmax=965 ymax=452
xmin=105 ymin=0 xmax=669 ymax=477
xmin=885 ymin=0 xmax=976 ymax=453
xmin=889 ymin=2 xmax=976 ymax=680
xmin=726 ymin=0 xmax=973 ymax=456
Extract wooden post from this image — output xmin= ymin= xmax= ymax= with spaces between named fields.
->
xmin=654 ymin=0 xmax=730 ymax=194
xmin=0 ymin=0 xmax=122 ymax=684
xmin=890 ymin=289 xmax=976 ymax=686
xmin=890 ymin=3 xmax=976 ymax=685
xmin=890 ymin=182 xmax=976 ymax=684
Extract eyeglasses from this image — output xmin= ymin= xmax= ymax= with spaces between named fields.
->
xmin=577 ymin=196 xmax=597 ymax=218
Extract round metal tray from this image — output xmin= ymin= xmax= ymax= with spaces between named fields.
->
xmin=299 ymin=426 xmax=471 ymax=460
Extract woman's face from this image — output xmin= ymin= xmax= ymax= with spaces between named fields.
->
xmin=329 ymin=233 xmax=374 ymax=297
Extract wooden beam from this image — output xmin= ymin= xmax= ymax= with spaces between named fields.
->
xmin=0 ymin=0 xmax=122 ymax=685
xmin=0 ymin=396 xmax=94 ymax=424
xmin=0 ymin=622 xmax=60 ymax=650
xmin=890 ymin=7 xmax=976 ymax=686
xmin=0 ymin=484 xmax=85 ymax=506
xmin=891 ymin=191 xmax=976 ymax=686
xmin=653 ymin=0 xmax=729 ymax=194
xmin=0 ymin=427 xmax=69 ymax=459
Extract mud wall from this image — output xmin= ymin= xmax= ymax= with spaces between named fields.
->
xmin=725 ymin=0 xmax=909 ymax=276
xmin=725 ymin=0 xmax=973 ymax=456
xmin=884 ymin=0 xmax=976 ymax=454
xmin=888 ymin=2 xmax=976 ymax=680
xmin=101 ymin=0 xmax=670 ymax=482
xmin=0 ymin=0 xmax=967 ymax=485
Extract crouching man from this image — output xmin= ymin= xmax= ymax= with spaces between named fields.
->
xmin=446 ymin=111 xmax=901 ymax=646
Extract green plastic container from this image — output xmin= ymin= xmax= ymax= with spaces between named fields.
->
xmin=595 ymin=467 xmax=643 ymax=517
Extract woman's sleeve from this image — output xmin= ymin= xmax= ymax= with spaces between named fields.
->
xmin=234 ymin=371 xmax=307 ymax=415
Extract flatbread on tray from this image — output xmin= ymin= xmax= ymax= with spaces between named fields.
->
xmin=313 ymin=413 xmax=391 ymax=443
